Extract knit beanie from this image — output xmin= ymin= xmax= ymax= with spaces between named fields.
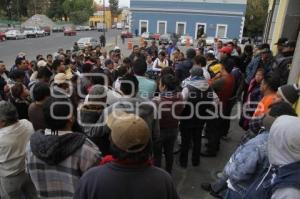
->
xmin=277 ymin=84 xmax=300 ymax=105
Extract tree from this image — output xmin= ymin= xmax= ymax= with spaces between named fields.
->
xmin=244 ymin=0 xmax=269 ymax=37
xmin=63 ymin=0 xmax=95 ymax=24
xmin=109 ymin=0 xmax=119 ymax=23
xmin=47 ymin=0 xmax=67 ymax=20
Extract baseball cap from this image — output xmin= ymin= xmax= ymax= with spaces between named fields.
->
xmin=275 ymin=37 xmax=288 ymax=46
xmin=210 ymin=63 xmax=222 ymax=74
xmin=106 ymin=111 xmax=150 ymax=153
xmin=54 ymin=73 xmax=70 ymax=84
xmin=219 ymin=46 xmax=232 ymax=55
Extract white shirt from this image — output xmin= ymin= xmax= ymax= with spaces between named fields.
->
xmin=153 ymin=58 xmax=169 ymax=69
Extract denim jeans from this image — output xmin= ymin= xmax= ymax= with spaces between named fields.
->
xmin=154 ymin=128 xmax=178 ymax=173
xmin=0 ymin=171 xmax=38 ymax=199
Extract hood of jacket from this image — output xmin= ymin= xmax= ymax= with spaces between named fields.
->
xmin=182 ymin=76 xmax=210 ymax=92
xmin=30 ymin=130 xmax=86 ymax=165
xmin=268 ymin=115 xmax=300 ymax=166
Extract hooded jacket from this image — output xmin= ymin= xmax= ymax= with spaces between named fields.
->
xmin=26 ymin=129 xmax=100 ymax=199
xmin=180 ymin=76 xmax=215 ymax=127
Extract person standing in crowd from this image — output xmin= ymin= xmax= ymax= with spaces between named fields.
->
xmin=11 ymin=57 xmax=31 ymax=87
xmin=153 ymin=74 xmax=184 ymax=173
xmin=153 ymin=51 xmax=169 ymax=70
xmin=100 ymin=34 xmax=106 ymax=47
xmin=203 ymin=57 xmax=235 ymax=157
xmin=0 ymin=61 xmax=9 ymax=100
xmin=239 ymin=45 xmax=253 ymax=74
xmin=9 ymin=82 xmax=31 ymax=119
xmin=274 ymin=37 xmax=288 ymax=59
xmin=180 ymin=67 xmax=215 ymax=167
xmin=0 ymin=101 xmax=38 ymax=199
xmin=175 ymin=48 xmax=196 ymax=82
xmin=147 ymin=40 xmax=159 ymax=60
xmin=253 ymin=76 xmax=280 ymax=117
xmin=28 ymin=82 xmax=50 ymax=131
xmin=194 ymin=55 xmax=211 ymax=80
xmin=26 ymin=97 xmax=101 ymax=199
xmin=52 ymin=59 xmax=66 ymax=75
xmin=74 ymin=111 xmax=180 ymax=199
xmin=133 ymin=59 xmax=157 ymax=99
xmin=129 ymin=45 xmax=145 ymax=61
xmin=103 ymin=59 xmax=115 ymax=86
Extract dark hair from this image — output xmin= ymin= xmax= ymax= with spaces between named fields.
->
xmin=36 ymin=54 xmax=43 ymax=61
xmin=194 ymin=55 xmax=207 ymax=67
xmin=52 ymin=59 xmax=62 ymax=71
xmin=206 ymin=53 xmax=215 ymax=60
xmin=15 ymin=57 xmax=24 ymax=66
xmin=47 ymin=54 xmax=53 ymax=59
xmin=259 ymin=43 xmax=270 ymax=50
xmin=133 ymin=45 xmax=139 ymax=49
xmin=120 ymin=74 xmax=139 ymax=96
xmin=11 ymin=82 xmax=23 ymax=98
xmin=244 ymin=45 xmax=253 ymax=54
xmin=123 ymin=57 xmax=132 ymax=65
xmin=263 ymin=75 xmax=280 ymax=92
xmin=221 ymin=57 xmax=235 ymax=73
xmin=9 ymin=69 xmax=25 ymax=81
xmin=110 ymin=141 xmax=151 ymax=163
xmin=256 ymin=68 xmax=265 ymax=75
xmin=186 ymin=48 xmax=196 ymax=59
xmin=269 ymin=101 xmax=297 ymax=117
xmin=160 ymin=74 xmax=177 ymax=91
xmin=64 ymin=58 xmax=71 ymax=66
xmin=43 ymin=97 xmax=72 ymax=131
xmin=116 ymin=65 xmax=128 ymax=78
xmin=82 ymin=63 xmax=93 ymax=73
xmin=133 ymin=59 xmax=147 ymax=76
xmin=159 ymin=51 xmax=166 ymax=57
xmin=33 ymin=82 xmax=50 ymax=101
xmin=160 ymin=67 xmax=175 ymax=77
xmin=90 ymin=68 xmax=105 ymax=85
xmin=37 ymin=67 xmax=52 ymax=79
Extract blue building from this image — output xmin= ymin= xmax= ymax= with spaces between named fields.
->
xmin=130 ymin=0 xmax=247 ymax=40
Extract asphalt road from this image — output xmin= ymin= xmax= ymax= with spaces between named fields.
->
xmin=0 ymin=29 xmax=120 ymax=68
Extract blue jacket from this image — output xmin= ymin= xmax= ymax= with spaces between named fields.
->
xmin=224 ymin=132 xmax=270 ymax=196
xmin=244 ymin=161 xmax=300 ymax=199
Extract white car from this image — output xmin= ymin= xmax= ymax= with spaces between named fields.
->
xmin=5 ymin=30 xmax=26 ymax=40
xmin=141 ymin=32 xmax=150 ymax=39
xmin=23 ymin=27 xmax=45 ymax=38
xmin=82 ymin=26 xmax=91 ymax=31
xmin=179 ymin=35 xmax=194 ymax=46
xmin=77 ymin=37 xmax=99 ymax=49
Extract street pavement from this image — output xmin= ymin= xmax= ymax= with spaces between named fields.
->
xmin=0 ymin=28 xmax=245 ymax=198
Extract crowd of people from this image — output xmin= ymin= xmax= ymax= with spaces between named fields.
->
xmin=0 ymin=34 xmax=299 ymax=199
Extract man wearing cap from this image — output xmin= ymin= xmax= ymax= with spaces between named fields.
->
xmin=75 ymin=111 xmax=179 ymax=199
xmin=274 ymin=37 xmax=288 ymax=59
xmin=218 ymin=46 xmax=232 ymax=61
xmin=271 ymin=40 xmax=296 ymax=86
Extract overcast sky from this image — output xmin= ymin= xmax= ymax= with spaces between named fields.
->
xmin=95 ymin=0 xmax=130 ymax=8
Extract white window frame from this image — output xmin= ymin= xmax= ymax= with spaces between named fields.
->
xmin=139 ymin=20 xmax=149 ymax=35
xmin=215 ymin=24 xmax=228 ymax=38
xmin=194 ymin=23 xmax=207 ymax=39
xmin=175 ymin=22 xmax=187 ymax=35
xmin=157 ymin=20 xmax=167 ymax=34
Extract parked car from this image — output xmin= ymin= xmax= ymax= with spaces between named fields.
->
xmin=23 ymin=27 xmax=45 ymax=38
xmin=179 ymin=35 xmax=194 ymax=46
xmin=64 ymin=27 xmax=76 ymax=36
xmin=76 ymin=26 xmax=84 ymax=31
xmin=42 ymin=26 xmax=51 ymax=36
xmin=5 ymin=30 xmax=26 ymax=40
xmin=141 ymin=32 xmax=150 ymax=39
xmin=0 ymin=32 xmax=6 ymax=41
xmin=52 ymin=26 xmax=64 ymax=33
xmin=121 ymin=31 xmax=133 ymax=38
xmin=150 ymin=33 xmax=160 ymax=40
xmin=77 ymin=37 xmax=99 ymax=49
xmin=82 ymin=26 xmax=91 ymax=31
xmin=159 ymin=33 xmax=178 ymax=45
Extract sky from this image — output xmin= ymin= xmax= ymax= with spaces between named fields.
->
xmin=94 ymin=0 xmax=130 ymax=8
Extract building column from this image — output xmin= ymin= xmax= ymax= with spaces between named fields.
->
xmin=288 ymin=31 xmax=300 ymax=84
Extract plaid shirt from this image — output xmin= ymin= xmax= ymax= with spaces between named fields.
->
xmin=26 ymin=138 xmax=101 ymax=199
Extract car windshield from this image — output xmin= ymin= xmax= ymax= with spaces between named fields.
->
xmin=24 ymin=28 xmax=34 ymax=31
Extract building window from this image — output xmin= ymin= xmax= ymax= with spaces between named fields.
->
xmin=139 ymin=20 xmax=149 ymax=35
xmin=195 ymin=23 xmax=207 ymax=39
xmin=157 ymin=21 xmax=167 ymax=34
xmin=176 ymin=22 xmax=186 ymax=36
xmin=216 ymin=24 xmax=228 ymax=38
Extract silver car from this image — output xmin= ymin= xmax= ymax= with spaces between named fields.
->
xmin=77 ymin=37 xmax=99 ymax=49
xmin=5 ymin=30 xmax=26 ymax=40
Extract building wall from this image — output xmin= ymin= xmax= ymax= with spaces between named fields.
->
xmin=130 ymin=0 xmax=246 ymax=39
xmin=89 ymin=10 xmax=112 ymax=28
